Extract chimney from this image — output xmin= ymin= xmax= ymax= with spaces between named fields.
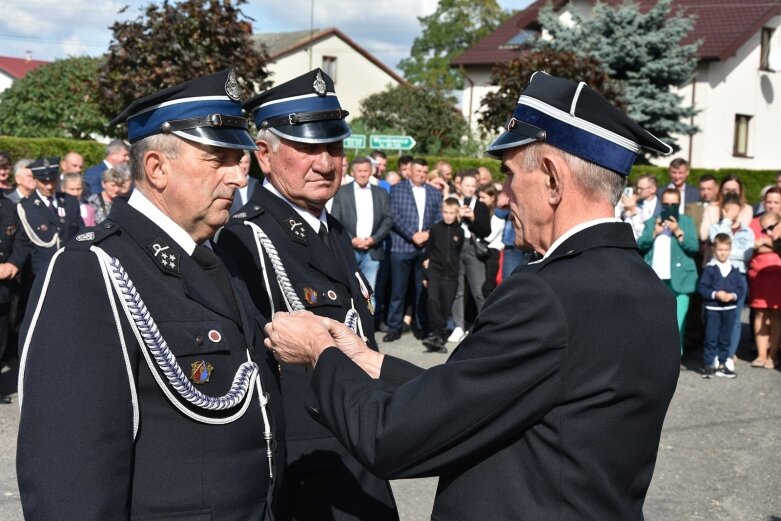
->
xmin=25 ymin=51 xmax=32 ymax=62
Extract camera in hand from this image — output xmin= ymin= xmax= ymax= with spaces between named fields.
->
xmin=660 ymin=204 xmax=678 ymax=222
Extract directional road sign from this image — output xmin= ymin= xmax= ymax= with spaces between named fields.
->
xmin=369 ymin=134 xmax=417 ymax=151
xmin=343 ymin=134 xmax=366 ymax=149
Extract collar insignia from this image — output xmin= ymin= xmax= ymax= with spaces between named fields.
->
xmin=34 ymin=199 xmax=41 ymax=206
xmin=313 ymin=70 xmax=327 ymax=96
xmin=287 ymin=216 xmax=307 ymax=242
xmin=147 ymin=238 xmax=181 ymax=274
xmin=190 ymin=360 xmax=214 ymax=384
xmin=225 ymin=68 xmax=241 ymax=101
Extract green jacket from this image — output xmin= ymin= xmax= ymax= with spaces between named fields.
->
xmin=637 ymin=214 xmax=699 ymax=294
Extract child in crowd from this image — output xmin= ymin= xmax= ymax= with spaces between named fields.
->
xmin=699 ymin=233 xmax=747 ymax=379
xmin=422 ymin=198 xmax=464 ymax=353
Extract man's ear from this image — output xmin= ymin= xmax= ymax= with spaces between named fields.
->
xmin=541 ymin=152 xmax=567 ymax=207
xmin=255 ymin=140 xmax=272 ymax=174
xmin=143 ymin=150 xmax=168 ymax=191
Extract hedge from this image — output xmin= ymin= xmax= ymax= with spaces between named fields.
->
xmin=3 ymin=137 xmax=775 ymax=203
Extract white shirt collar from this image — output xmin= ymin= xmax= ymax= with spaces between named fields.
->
xmin=263 ymin=179 xmax=328 ymax=232
xmin=128 ymin=189 xmax=198 ymax=255
xmin=36 ymin=189 xmax=53 ymax=204
xmin=531 ymin=218 xmax=621 ymax=264
xmin=353 ymin=181 xmax=371 ymax=191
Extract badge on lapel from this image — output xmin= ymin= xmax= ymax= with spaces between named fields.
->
xmin=147 ymin=238 xmax=181 ymax=274
xmin=303 ymin=287 xmax=318 ymax=305
xmin=286 ymin=216 xmax=307 ymax=244
xmin=190 ymin=360 xmax=214 ymax=384
xmin=5 ymin=224 xmax=16 ymax=236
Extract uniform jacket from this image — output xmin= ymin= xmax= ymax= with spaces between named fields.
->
xmin=638 ymin=214 xmax=699 ymax=294
xmin=217 ymin=186 xmax=398 ymax=521
xmin=17 ymin=198 xmax=284 ymax=521
xmin=389 ymin=180 xmax=442 ymax=254
xmin=0 ymin=195 xmax=24 ymax=303
xmin=16 ymin=191 xmax=83 ymax=276
xmin=330 ymin=181 xmax=393 ymax=261
xmin=305 ymin=222 xmax=680 ymax=521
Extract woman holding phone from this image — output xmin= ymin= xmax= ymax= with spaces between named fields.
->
xmin=638 ymin=188 xmax=699 ymax=353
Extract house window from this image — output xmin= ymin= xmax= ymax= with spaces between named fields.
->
xmin=760 ymin=27 xmax=774 ymax=70
xmin=322 ymin=56 xmax=337 ymax=82
xmin=733 ymin=114 xmax=752 ymax=157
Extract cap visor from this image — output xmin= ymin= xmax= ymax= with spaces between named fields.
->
xmin=174 ymin=127 xmax=258 ymax=151
xmin=270 ymin=120 xmax=351 ymax=144
xmin=484 ymin=131 xmax=538 ymax=159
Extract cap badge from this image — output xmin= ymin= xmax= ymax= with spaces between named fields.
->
xmin=42 ymin=158 xmax=50 ymax=167
xmin=303 ymin=287 xmax=318 ymax=305
xmin=76 ymin=232 xmax=95 ymax=242
xmin=208 ymin=329 xmax=222 ymax=343
xmin=313 ymin=70 xmax=327 ymax=96
xmin=225 ymin=68 xmax=241 ymax=101
xmin=190 ymin=360 xmax=214 ymax=384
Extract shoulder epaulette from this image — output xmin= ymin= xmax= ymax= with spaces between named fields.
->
xmin=232 ymin=203 xmax=264 ymax=221
xmin=66 ymin=220 xmax=121 ymax=251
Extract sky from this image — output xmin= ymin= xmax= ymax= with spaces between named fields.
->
xmin=0 ymin=0 xmax=525 ymax=74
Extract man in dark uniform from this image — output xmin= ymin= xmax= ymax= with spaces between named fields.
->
xmin=265 ymin=72 xmax=682 ymax=520
xmin=15 ymin=157 xmax=83 ymax=277
xmin=0 ymin=193 xmax=24 ymax=403
xmin=217 ymin=69 xmax=398 ymax=521
xmin=17 ymin=69 xmax=283 ymax=520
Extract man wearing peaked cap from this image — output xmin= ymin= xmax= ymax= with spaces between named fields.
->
xmin=17 ymin=69 xmax=284 ymax=521
xmin=217 ymin=69 xmax=399 ymax=521
xmin=263 ymin=71 xmax=681 ymax=520
xmin=15 ymin=156 xmax=83 ymax=278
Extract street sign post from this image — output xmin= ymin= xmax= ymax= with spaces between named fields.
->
xmin=343 ymin=134 xmax=366 ymax=149
xmin=369 ymin=135 xmax=416 ymax=151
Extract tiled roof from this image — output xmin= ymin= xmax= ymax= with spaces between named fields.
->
xmin=0 ymin=55 xmax=49 ymax=79
xmin=253 ymin=27 xmax=405 ymax=85
xmin=452 ymin=0 xmax=781 ymax=67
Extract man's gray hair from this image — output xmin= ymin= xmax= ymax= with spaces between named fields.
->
xmin=13 ymin=159 xmax=33 ymax=177
xmin=106 ymin=139 xmax=129 ymax=157
xmin=129 ymin=134 xmax=181 ymax=182
xmin=519 ymin=143 xmax=627 ymax=206
xmin=256 ymin=128 xmax=281 ymax=152
xmin=103 ymin=163 xmax=132 ymax=185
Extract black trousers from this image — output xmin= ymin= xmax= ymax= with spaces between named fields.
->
xmin=427 ymin=274 xmax=458 ymax=339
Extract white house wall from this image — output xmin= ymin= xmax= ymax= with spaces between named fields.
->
xmin=266 ymin=34 xmax=401 ymax=118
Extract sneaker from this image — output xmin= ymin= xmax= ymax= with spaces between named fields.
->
xmin=701 ymin=366 xmax=715 ymax=379
xmin=724 ymin=357 xmax=735 ymax=372
xmin=712 ymin=357 xmax=719 ymax=369
xmin=447 ymin=327 xmax=465 ymax=343
xmin=715 ymin=364 xmax=737 ymax=379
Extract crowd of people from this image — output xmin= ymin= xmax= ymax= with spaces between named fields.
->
xmin=618 ymin=159 xmax=781 ymax=376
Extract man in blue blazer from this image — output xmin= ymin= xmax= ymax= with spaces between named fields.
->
xmin=384 ymin=158 xmax=442 ymax=342
xmin=82 ymin=139 xmax=129 ymax=197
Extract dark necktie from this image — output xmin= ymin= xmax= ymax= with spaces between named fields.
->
xmin=318 ymin=224 xmax=331 ymax=250
xmin=47 ymin=197 xmax=58 ymax=220
xmin=191 ymin=244 xmax=241 ymax=320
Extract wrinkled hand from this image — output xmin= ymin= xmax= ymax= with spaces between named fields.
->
xmin=264 ymin=311 xmax=334 ymax=367
xmin=324 ymin=319 xmax=384 ymax=378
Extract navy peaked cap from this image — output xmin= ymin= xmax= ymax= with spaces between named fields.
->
xmin=111 ymin=68 xmax=257 ymax=151
xmin=244 ymin=68 xmax=351 ymax=144
xmin=486 ymin=71 xmax=672 ymax=175
xmin=29 ymin=157 xmax=60 ymax=180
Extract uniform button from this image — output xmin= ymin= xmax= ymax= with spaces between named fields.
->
xmin=675 ymin=263 xmax=681 ymax=267
xmin=307 ymin=406 xmax=320 ymax=418
xmin=104 ymin=222 xmax=113 ymax=229
xmin=195 ymin=334 xmax=204 ymax=345
xmin=253 ymin=205 xmax=260 ymax=211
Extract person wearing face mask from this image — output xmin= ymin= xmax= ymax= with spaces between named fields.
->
xmin=638 ymin=188 xmax=699 ymax=354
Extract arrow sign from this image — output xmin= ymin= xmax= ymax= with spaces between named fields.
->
xmin=343 ymin=134 xmax=366 ymax=149
xmin=369 ymin=135 xmax=417 ymax=151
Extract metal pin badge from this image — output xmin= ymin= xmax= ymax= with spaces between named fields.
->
xmin=304 ymin=287 xmax=318 ymax=305
xmin=327 ymin=290 xmax=337 ymax=301
xmin=190 ymin=360 xmax=214 ymax=384
xmin=208 ymin=330 xmax=222 ymax=343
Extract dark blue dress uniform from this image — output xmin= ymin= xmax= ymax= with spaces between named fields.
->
xmin=15 ymin=158 xmax=83 ymax=277
xmin=0 ymin=195 xmax=24 ymax=365
xmin=17 ymin=69 xmax=284 ymax=521
xmin=218 ymin=68 xmax=398 ymax=521
xmin=295 ymin=73 xmax=680 ymax=520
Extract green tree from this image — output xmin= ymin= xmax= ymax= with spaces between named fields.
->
xmin=536 ymin=0 xmax=699 ymax=149
xmin=98 ymin=0 xmax=270 ymax=125
xmin=0 ymin=57 xmax=106 ymax=139
xmin=399 ymin=0 xmax=510 ymax=89
xmin=478 ymin=48 xmax=624 ymax=137
xmin=359 ymin=85 xmax=467 ymax=155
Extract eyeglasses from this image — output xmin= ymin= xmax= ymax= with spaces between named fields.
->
xmin=763 ymin=222 xmax=779 ymax=234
